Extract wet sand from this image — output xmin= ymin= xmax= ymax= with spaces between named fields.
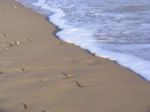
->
xmin=0 ymin=0 xmax=150 ymax=112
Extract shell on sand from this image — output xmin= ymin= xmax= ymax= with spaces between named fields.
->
xmin=14 ymin=41 xmax=20 ymax=45
xmin=62 ymin=73 xmax=73 ymax=79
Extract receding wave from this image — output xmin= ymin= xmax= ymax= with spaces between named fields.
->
xmin=17 ymin=0 xmax=150 ymax=81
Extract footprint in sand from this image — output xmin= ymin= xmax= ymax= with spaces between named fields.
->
xmin=0 ymin=70 xmax=4 ymax=74
xmin=21 ymin=103 xmax=32 ymax=112
xmin=74 ymin=80 xmax=93 ymax=88
xmin=61 ymin=72 xmax=73 ymax=79
xmin=21 ymin=68 xmax=26 ymax=72
xmin=5 ymin=41 xmax=19 ymax=49
xmin=4 ymin=38 xmax=31 ymax=49
xmin=2 ymin=33 xmax=8 ymax=37
xmin=74 ymin=80 xmax=85 ymax=88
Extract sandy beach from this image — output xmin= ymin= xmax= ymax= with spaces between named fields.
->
xmin=0 ymin=0 xmax=150 ymax=112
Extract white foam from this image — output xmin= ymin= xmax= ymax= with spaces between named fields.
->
xmin=57 ymin=25 xmax=150 ymax=81
xmin=18 ymin=0 xmax=150 ymax=81
xmin=57 ymin=26 xmax=150 ymax=80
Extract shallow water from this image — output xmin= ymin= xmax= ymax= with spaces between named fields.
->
xmin=17 ymin=0 xmax=150 ymax=81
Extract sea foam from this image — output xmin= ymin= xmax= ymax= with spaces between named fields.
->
xmin=17 ymin=0 xmax=150 ymax=81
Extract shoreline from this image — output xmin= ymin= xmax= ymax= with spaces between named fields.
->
xmin=4 ymin=0 xmax=149 ymax=83
xmin=51 ymin=20 xmax=149 ymax=83
xmin=20 ymin=1 xmax=150 ymax=82
xmin=0 ymin=0 xmax=150 ymax=112
xmin=42 ymin=14 xmax=147 ymax=82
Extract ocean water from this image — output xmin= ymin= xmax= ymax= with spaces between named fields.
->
xmin=17 ymin=0 xmax=150 ymax=81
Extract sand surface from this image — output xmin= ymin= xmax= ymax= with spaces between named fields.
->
xmin=0 ymin=0 xmax=150 ymax=112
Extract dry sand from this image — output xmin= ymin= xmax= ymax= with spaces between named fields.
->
xmin=0 ymin=0 xmax=150 ymax=112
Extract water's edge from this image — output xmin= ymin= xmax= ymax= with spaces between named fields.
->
xmin=15 ymin=0 xmax=149 ymax=82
